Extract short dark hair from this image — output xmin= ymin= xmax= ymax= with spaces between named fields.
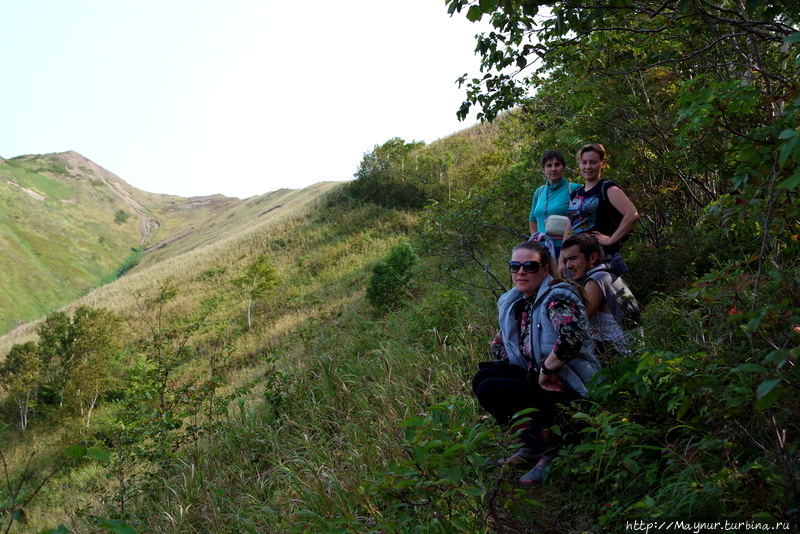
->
xmin=562 ymin=232 xmax=604 ymax=261
xmin=540 ymin=150 xmax=566 ymax=168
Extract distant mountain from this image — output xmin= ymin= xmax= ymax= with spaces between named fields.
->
xmin=0 ymin=151 xmax=334 ymax=334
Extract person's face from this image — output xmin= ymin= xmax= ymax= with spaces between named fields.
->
xmin=579 ymin=150 xmax=606 ymax=183
xmin=542 ymin=158 xmax=565 ymax=183
xmin=561 ymin=244 xmax=593 ymax=281
xmin=510 ymin=248 xmax=549 ymax=297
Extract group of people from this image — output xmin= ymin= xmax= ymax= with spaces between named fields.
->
xmin=472 ymin=144 xmax=642 ymax=486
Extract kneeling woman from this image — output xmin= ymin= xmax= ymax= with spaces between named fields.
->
xmin=472 ymin=240 xmax=600 ymax=485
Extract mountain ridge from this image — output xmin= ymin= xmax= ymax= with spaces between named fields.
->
xmin=0 ymin=150 xmax=340 ymax=334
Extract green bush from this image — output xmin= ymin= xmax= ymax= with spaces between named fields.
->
xmin=345 ymin=137 xmax=446 ymax=210
xmin=369 ymin=398 xmax=496 ymax=533
xmin=623 ymin=219 xmax=750 ymax=301
xmin=366 ymin=240 xmax=420 ymax=311
xmin=113 ymin=210 xmax=130 ymax=224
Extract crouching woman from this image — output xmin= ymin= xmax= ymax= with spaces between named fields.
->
xmin=472 ymin=239 xmax=600 ymax=485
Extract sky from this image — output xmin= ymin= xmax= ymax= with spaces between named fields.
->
xmin=0 ymin=1 xmax=490 ymax=199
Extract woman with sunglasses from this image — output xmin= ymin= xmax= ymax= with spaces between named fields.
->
xmin=472 ymin=239 xmax=600 ymax=485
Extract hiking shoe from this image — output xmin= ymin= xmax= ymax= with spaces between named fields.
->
xmin=519 ymin=455 xmax=554 ymax=486
xmin=496 ymin=446 xmax=538 ymax=467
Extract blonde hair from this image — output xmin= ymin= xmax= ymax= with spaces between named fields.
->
xmin=576 ymin=143 xmax=607 ymax=162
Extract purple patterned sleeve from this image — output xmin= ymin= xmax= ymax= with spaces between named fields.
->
xmin=546 ymin=296 xmax=586 ymax=361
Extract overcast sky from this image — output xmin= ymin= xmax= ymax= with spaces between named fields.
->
xmin=0 ymin=1 xmax=489 ymax=199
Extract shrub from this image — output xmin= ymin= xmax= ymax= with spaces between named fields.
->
xmin=369 ymin=398 xmax=496 ymax=533
xmin=366 ymin=240 xmax=420 ymax=311
xmin=113 ymin=210 xmax=130 ymax=224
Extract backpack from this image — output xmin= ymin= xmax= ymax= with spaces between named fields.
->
xmin=584 ymin=263 xmax=643 ymax=329
xmin=596 ymin=180 xmax=629 ymax=245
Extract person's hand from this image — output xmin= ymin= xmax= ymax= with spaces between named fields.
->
xmin=590 ymin=231 xmax=612 ymax=247
xmin=539 ymin=370 xmax=565 ymax=392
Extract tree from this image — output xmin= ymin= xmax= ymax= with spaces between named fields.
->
xmin=346 ymin=138 xmax=434 ymax=209
xmin=232 ymin=254 xmax=281 ymax=330
xmin=445 ymin=0 xmax=800 ymax=290
xmin=36 ymin=310 xmax=72 ymax=408
xmin=132 ymin=278 xmax=190 ymax=410
xmin=31 ymin=306 xmax=122 ymax=426
xmin=114 ymin=210 xmax=130 ymax=224
xmin=447 ymin=0 xmax=799 ymax=119
xmin=62 ymin=306 xmax=123 ymax=426
xmin=0 ymin=342 xmax=42 ymax=433
xmin=443 ymin=0 xmax=800 ymax=521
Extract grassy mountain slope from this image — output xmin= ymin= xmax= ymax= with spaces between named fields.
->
xmin=0 ymin=136 xmax=506 ymax=532
xmin=0 ymin=151 xmax=336 ymax=335
xmin=0 ymin=175 xmax=444 ymax=532
xmin=0 ymin=152 xmax=144 ymax=332
xmin=2 ymin=103 xmax=796 ymax=531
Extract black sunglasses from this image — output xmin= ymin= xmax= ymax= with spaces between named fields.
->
xmin=509 ymin=260 xmax=541 ymax=273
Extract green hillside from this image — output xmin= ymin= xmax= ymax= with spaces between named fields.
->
xmin=0 ymin=151 xmax=334 ymax=335
xmin=0 ymin=1 xmax=798 ymax=530
xmin=0 ymin=153 xmax=141 ymax=331
xmin=1 ymin=111 xmax=796 ymax=531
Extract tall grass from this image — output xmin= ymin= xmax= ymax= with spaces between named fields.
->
xmin=4 ymin=186 xmax=503 ymax=532
xmin=3 ymin=158 xmax=632 ymax=533
xmin=130 ymin=279 xmax=499 ymax=533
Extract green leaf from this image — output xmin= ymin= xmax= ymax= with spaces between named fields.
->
xmin=443 ymin=443 xmax=467 ymax=456
xmin=746 ymin=310 xmax=766 ymax=332
xmin=756 ymin=378 xmax=781 ymax=399
xmin=463 ymin=485 xmax=484 ymax=496
xmin=754 ymin=378 xmax=783 ymax=410
xmin=676 ymin=395 xmax=692 ymax=420
xmin=727 ymin=396 xmax=748 ymax=408
xmin=64 ymin=444 xmax=87 ymax=459
xmin=779 ymin=166 xmax=800 ymax=191
xmin=778 ymin=129 xmax=800 ymax=167
xmin=96 ymin=518 xmax=139 ymax=534
xmin=784 ymin=32 xmax=800 ymax=43
xmin=621 ymin=455 xmax=640 ymax=474
xmin=733 ymin=363 xmax=767 ymax=373
xmin=468 ymin=452 xmax=487 ymax=466
xmin=88 ymin=446 xmax=111 ymax=464
xmin=424 ymin=439 xmax=445 ymax=451
xmin=466 ymin=5 xmax=484 ymax=21
xmin=399 ymin=416 xmax=426 ymax=428
xmin=765 ymin=349 xmax=789 ymax=365
xmin=450 ymin=517 xmax=471 ymax=530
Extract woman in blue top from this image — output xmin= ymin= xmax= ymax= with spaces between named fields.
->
xmin=528 ymin=150 xmax=579 ymax=260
